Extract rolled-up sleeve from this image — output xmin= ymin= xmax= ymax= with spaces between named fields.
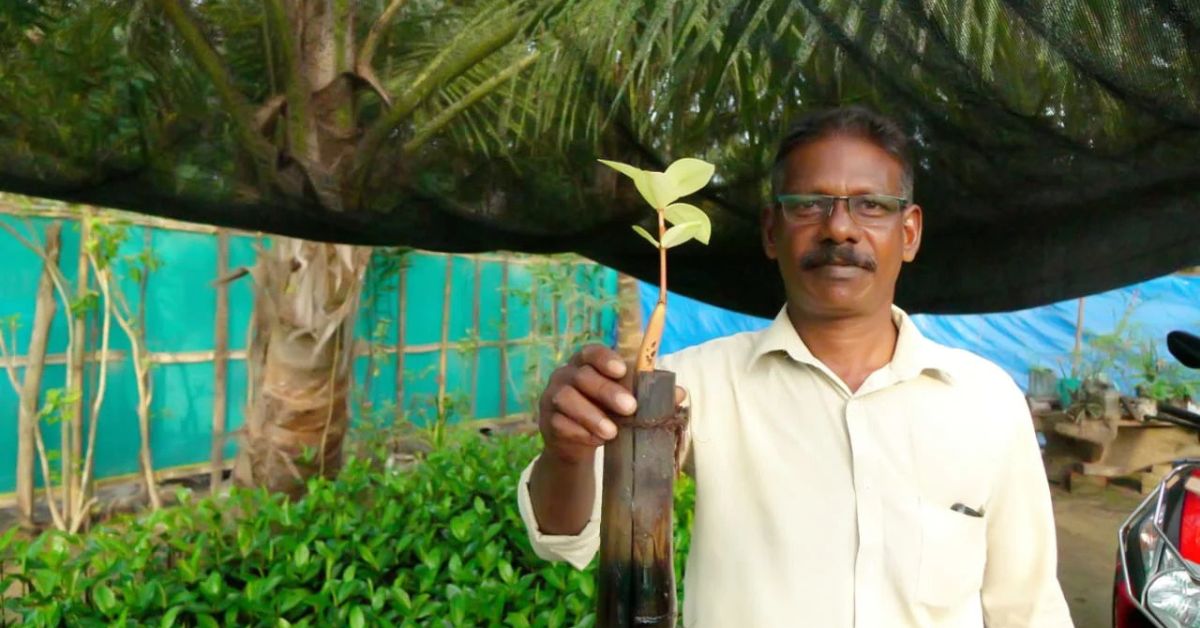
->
xmin=980 ymin=387 xmax=1074 ymax=627
xmin=516 ymin=449 xmax=604 ymax=570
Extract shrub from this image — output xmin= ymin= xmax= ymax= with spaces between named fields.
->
xmin=1 ymin=434 xmax=695 ymax=627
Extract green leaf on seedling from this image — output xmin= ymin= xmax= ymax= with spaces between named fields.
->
xmin=661 ymin=222 xmax=702 ymax=248
xmin=349 ymin=607 xmax=365 ymax=628
xmin=160 ymin=607 xmax=182 ymax=628
xmin=664 ymin=203 xmax=712 ymax=244
xmin=599 ymin=157 xmax=715 ymax=209
xmin=631 ymin=225 xmax=659 ymax=247
xmin=598 ymin=160 xmax=656 ymax=209
xmin=664 ymin=158 xmax=716 ymax=200
xmin=294 ymin=544 xmax=310 ymax=568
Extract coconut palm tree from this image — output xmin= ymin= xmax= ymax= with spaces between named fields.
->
xmin=2 ymin=0 xmax=1197 ymax=496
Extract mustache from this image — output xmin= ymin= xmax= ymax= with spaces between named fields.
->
xmin=800 ymin=244 xmax=877 ymax=271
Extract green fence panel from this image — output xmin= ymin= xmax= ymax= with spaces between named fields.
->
xmin=0 ymin=212 xmax=617 ymax=496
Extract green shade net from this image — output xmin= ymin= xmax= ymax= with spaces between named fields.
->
xmin=1 ymin=0 xmax=1197 ymax=315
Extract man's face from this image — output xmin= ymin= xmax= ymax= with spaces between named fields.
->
xmin=762 ymin=134 xmax=922 ymax=320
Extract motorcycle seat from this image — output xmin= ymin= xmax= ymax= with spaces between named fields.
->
xmin=1167 ymin=330 xmax=1200 ymax=369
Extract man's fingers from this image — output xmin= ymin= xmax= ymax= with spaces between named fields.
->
xmin=572 ymin=365 xmax=637 ymax=417
xmin=549 ymin=413 xmax=603 ymax=448
xmin=675 ymin=385 xmax=687 ymax=406
xmin=574 ymin=344 xmax=627 ymax=379
xmin=551 ymin=384 xmax=619 ymax=439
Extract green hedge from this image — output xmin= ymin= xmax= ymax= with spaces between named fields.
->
xmin=1 ymin=435 xmax=695 ymax=626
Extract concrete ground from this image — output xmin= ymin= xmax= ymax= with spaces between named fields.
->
xmin=1054 ymin=483 xmax=1147 ymax=628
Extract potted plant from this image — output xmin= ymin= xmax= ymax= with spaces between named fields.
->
xmin=594 ymin=157 xmax=714 ymax=628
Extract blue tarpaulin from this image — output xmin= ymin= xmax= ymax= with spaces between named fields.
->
xmin=641 ymin=274 xmax=1200 ymax=392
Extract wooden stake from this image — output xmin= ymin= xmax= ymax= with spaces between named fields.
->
xmin=396 ymin=264 xmax=407 ymax=416
xmin=16 ymin=222 xmax=62 ymax=525
xmin=599 ymin=370 xmax=679 ymax=627
xmin=471 ymin=257 xmax=481 ymax=418
xmin=499 ymin=258 xmax=509 ymax=419
xmin=134 ymin=228 xmax=160 ymax=510
xmin=437 ymin=255 xmax=453 ymax=418
xmin=211 ymin=229 xmax=230 ymax=493
xmin=530 ymin=274 xmax=541 ymax=394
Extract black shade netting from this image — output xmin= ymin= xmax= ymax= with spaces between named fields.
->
xmin=1 ymin=0 xmax=1198 ymax=315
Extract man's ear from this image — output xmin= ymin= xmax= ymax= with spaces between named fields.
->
xmin=902 ymin=204 xmax=923 ymax=263
xmin=761 ymin=204 xmax=779 ymax=260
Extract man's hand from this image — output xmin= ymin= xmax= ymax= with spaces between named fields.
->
xmin=528 ymin=344 xmax=686 ymax=535
xmin=538 ymin=344 xmax=636 ymax=465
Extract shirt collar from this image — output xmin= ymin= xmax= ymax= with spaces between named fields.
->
xmin=749 ymin=304 xmax=956 ymax=385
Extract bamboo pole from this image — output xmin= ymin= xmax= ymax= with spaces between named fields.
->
xmin=16 ymin=222 xmax=62 ymax=525
xmin=0 ymin=336 xmax=553 ymax=369
xmin=396 ymin=264 xmax=407 ymax=416
xmin=210 ymin=230 xmax=230 ymax=492
xmin=530 ymin=275 xmax=541 ymax=396
xmin=499 ymin=258 xmax=509 ymax=419
xmin=436 ymin=255 xmax=453 ymax=420
xmin=470 ymin=257 xmax=481 ymax=418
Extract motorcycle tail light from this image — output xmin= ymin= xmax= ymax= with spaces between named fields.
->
xmin=1181 ymin=472 xmax=1200 ymax=563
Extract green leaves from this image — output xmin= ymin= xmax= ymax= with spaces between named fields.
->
xmin=93 ymin=584 xmax=118 ymax=616
xmin=599 ymin=157 xmax=715 ymax=250
xmin=631 ymin=224 xmax=659 ymax=247
xmin=664 ymin=203 xmax=711 ymax=245
xmin=0 ymin=434 xmax=699 ymax=625
xmin=598 ymin=157 xmax=715 ymax=210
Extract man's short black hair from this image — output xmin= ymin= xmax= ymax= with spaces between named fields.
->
xmin=771 ymin=105 xmax=915 ymax=200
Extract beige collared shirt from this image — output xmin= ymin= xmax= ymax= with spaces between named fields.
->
xmin=518 ymin=306 xmax=1072 ymax=627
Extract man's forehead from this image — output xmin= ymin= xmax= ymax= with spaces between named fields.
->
xmin=780 ymin=135 xmax=903 ymax=192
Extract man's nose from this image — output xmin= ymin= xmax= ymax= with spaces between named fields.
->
xmin=818 ymin=199 xmax=861 ymax=243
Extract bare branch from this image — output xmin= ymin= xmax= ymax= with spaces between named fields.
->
xmin=403 ymin=51 xmax=540 ymax=154
xmin=75 ymin=258 xmax=114 ymax=511
xmin=33 ymin=424 xmax=65 ymax=530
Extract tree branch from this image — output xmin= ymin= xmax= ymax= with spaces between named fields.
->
xmin=403 ymin=51 xmax=540 ymax=154
xmin=153 ymin=0 xmax=276 ymax=168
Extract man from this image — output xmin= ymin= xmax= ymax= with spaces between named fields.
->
xmin=518 ymin=106 xmax=1073 ymax=627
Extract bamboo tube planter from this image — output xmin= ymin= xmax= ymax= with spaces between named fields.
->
xmin=598 ymin=369 xmax=680 ymax=627
xmin=595 ymin=157 xmax=714 ymax=627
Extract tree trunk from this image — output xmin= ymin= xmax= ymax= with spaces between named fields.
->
xmin=16 ymin=222 xmax=62 ymax=526
xmin=233 ymin=239 xmax=370 ymax=498
xmin=232 ymin=1 xmax=369 ymax=496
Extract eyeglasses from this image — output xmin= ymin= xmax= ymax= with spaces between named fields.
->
xmin=775 ymin=194 xmax=908 ymax=227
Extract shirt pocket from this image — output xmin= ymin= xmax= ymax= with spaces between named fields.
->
xmin=916 ymin=503 xmax=987 ymax=608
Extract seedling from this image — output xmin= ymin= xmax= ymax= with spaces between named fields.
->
xmin=597 ymin=158 xmax=715 ymax=372
xmin=594 ymin=157 xmax=714 ymax=628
